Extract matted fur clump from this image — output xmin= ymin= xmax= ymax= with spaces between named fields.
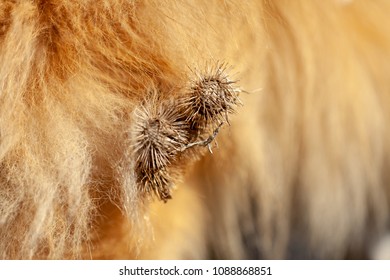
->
xmin=1 ymin=0 xmax=390 ymax=259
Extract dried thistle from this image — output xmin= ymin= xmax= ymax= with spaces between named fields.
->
xmin=130 ymin=63 xmax=241 ymax=202
xmin=138 ymin=169 xmax=173 ymax=202
xmin=183 ymin=63 xmax=241 ymax=132
xmin=131 ymin=96 xmax=189 ymax=202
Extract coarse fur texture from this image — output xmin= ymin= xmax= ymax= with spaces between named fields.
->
xmin=1 ymin=0 xmax=390 ymax=259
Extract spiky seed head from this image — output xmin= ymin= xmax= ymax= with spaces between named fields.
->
xmin=129 ymin=63 xmax=241 ymax=202
xmin=138 ymin=169 xmax=173 ymax=202
xmin=184 ymin=63 xmax=241 ymax=131
xmin=132 ymin=101 xmax=189 ymax=171
xmin=131 ymin=96 xmax=189 ymax=201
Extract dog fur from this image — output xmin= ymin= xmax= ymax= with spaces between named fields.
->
xmin=1 ymin=0 xmax=390 ymax=259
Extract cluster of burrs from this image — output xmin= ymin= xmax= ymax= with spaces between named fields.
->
xmin=130 ymin=63 xmax=241 ymax=202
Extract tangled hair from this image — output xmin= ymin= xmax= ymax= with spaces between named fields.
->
xmin=1 ymin=0 xmax=390 ymax=259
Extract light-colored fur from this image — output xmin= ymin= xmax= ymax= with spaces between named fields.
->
xmin=1 ymin=0 xmax=390 ymax=259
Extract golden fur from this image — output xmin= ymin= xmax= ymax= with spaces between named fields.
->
xmin=1 ymin=0 xmax=390 ymax=259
